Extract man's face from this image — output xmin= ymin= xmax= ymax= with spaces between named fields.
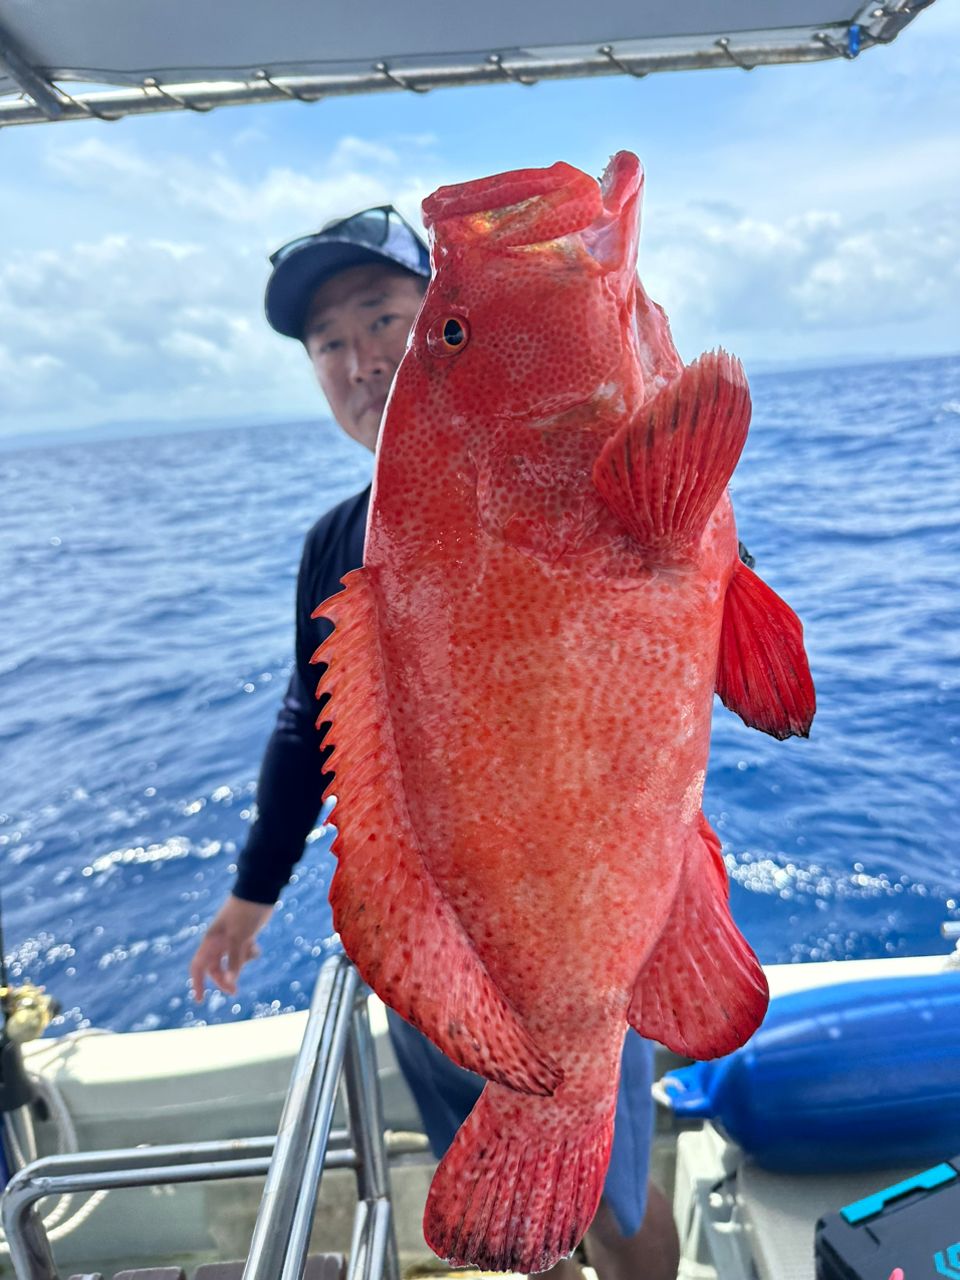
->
xmin=303 ymin=263 xmax=426 ymax=452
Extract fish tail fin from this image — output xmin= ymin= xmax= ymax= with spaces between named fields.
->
xmin=592 ymin=349 xmax=750 ymax=557
xmin=424 ymin=1085 xmax=614 ymax=1274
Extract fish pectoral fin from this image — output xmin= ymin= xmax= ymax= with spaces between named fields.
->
xmin=627 ymin=814 xmax=768 ymax=1059
xmin=312 ymin=569 xmax=562 ymax=1098
xmin=592 ymin=350 xmax=751 ymax=558
xmin=716 ymin=558 xmax=816 ymax=740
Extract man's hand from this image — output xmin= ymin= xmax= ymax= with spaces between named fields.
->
xmin=190 ymin=894 xmax=273 ymax=1001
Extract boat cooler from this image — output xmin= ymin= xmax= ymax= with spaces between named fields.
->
xmin=814 ymin=1155 xmax=960 ymax=1279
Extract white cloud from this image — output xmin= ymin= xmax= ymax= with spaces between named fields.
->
xmin=42 ymin=133 xmax=433 ymax=238
xmin=328 ymin=135 xmax=402 ymax=169
xmin=0 ymin=132 xmax=457 ymax=434
xmin=642 ymin=197 xmax=959 ymax=360
xmin=2 ymin=83 xmax=958 ymax=437
xmin=394 ymin=132 xmax=440 ymax=149
xmin=46 ymin=136 xmax=152 ymax=183
xmin=231 ymin=125 xmax=269 ymax=148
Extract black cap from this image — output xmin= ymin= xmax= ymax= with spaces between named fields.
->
xmin=264 ymin=205 xmax=431 ymax=340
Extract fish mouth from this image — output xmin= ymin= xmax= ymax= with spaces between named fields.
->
xmin=582 ymin=151 xmax=643 ymax=273
xmin=423 ymin=151 xmax=643 ymax=282
xmin=422 ymin=160 xmax=601 ymax=247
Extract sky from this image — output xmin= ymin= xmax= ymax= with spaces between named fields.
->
xmin=0 ymin=4 xmax=958 ymax=438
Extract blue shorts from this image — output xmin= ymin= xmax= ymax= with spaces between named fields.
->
xmin=386 ymin=1009 xmax=654 ymax=1238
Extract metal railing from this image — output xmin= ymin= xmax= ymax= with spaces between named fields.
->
xmin=1 ymin=954 xmax=404 ymax=1280
xmin=0 ymin=0 xmax=936 ymax=131
xmin=242 ymin=952 xmax=399 ymax=1280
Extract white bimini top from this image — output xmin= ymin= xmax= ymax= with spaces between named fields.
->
xmin=0 ymin=0 xmax=937 ymax=127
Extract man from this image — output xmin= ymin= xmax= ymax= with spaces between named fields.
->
xmin=190 ymin=206 xmax=680 ymax=1280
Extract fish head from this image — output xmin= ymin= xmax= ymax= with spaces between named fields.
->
xmin=400 ymin=151 xmax=668 ymax=429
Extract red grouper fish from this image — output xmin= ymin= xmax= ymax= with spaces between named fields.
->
xmin=312 ymin=151 xmax=815 ymax=1273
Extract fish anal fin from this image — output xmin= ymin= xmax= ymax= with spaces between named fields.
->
xmin=717 ymin=558 xmax=816 ymax=740
xmin=592 ymin=350 xmax=751 ymax=558
xmin=311 ymin=569 xmax=562 ymax=1098
xmin=628 ymin=814 xmax=768 ymax=1059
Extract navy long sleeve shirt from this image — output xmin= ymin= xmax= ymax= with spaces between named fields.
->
xmin=233 ymin=485 xmax=371 ymax=904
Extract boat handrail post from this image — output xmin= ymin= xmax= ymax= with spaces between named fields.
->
xmin=277 ymin=958 xmax=359 ymax=1280
xmin=342 ymin=992 xmax=400 ymax=1280
xmin=241 ymin=951 xmax=353 ymax=1280
xmin=242 ymin=950 xmax=402 ymax=1280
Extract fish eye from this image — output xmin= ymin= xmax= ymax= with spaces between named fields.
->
xmin=426 ymin=315 xmax=469 ymax=357
xmin=442 ymin=318 xmax=466 ymax=347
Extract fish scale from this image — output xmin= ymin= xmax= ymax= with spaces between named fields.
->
xmin=312 ymin=149 xmax=815 ymax=1272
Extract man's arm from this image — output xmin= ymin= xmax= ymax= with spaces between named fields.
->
xmin=189 ymin=666 xmax=328 ymax=999
xmin=189 ymin=670 xmax=332 ymax=998
xmin=233 ymin=664 xmax=329 ymax=904
xmin=190 ymin=489 xmax=370 ymax=1000
xmin=189 ymin=895 xmax=272 ymax=1000
xmin=191 ymin=528 xmax=333 ymax=999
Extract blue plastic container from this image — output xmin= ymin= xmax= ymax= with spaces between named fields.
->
xmin=661 ymin=971 xmax=960 ymax=1173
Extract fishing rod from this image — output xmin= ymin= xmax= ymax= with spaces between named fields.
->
xmin=0 ymin=886 xmax=59 ymax=1185
xmin=0 ymin=884 xmax=8 ymax=1000
xmin=0 ymin=885 xmax=36 ymax=1185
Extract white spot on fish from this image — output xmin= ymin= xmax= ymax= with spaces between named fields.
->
xmin=682 ymin=770 xmax=706 ymax=822
xmin=676 ymin=702 xmax=695 ymax=740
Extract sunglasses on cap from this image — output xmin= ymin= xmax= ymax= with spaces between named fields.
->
xmin=269 ymin=205 xmax=430 ymax=276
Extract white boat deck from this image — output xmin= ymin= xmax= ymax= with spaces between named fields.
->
xmin=11 ymin=952 xmax=956 ymax=1279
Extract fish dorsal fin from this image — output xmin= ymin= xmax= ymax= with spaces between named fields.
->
xmin=628 ymin=813 xmax=768 ymax=1059
xmin=592 ymin=350 xmax=750 ymax=558
xmin=717 ymin=559 xmax=816 ymax=740
xmin=312 ymin=569 xmax=562 ymax=1097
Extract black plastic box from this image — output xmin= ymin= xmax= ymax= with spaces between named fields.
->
xmin=815 ymin=1154 xmax=960 ymax=1279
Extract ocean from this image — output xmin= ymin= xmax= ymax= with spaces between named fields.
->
xmin=1 ymin=354 xmax=959 ymax=1034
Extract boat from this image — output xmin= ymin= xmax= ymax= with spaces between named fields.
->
xmin=3 ymin=939 xmax=960 ymax=1279
xmin=0 ymin=2 xmax=950 ymax=1277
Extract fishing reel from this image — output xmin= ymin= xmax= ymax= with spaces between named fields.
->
xmin=1 ymin=982 xmax=59 ymax=1134
xmin=1 ymin=982 xmax=59 ymax=1045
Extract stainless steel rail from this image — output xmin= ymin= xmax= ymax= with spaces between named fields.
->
xmin=244 ymin=952 xmax=357 ymax=1280
xmin=1 ymin=1136 xmax=278 ymax=1279
xmin=342 ymin=996 xmax=400 ymax=1280
xmin=241 ymin=953 xmax=400 ymax=1280
xmin=0 ymin=37 xmax=842 ymax=129
xmin=1 ymin=954 xmax=405 ymax=1280
xmin=0 ymin=16 xmax=62 ymax=117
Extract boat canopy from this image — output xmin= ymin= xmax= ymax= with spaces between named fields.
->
xmin=0 ymin=0 xmax=935 ymax=128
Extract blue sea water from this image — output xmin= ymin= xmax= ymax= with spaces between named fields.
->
xmin=1 ymin=354 xmax=959 ymax=1035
